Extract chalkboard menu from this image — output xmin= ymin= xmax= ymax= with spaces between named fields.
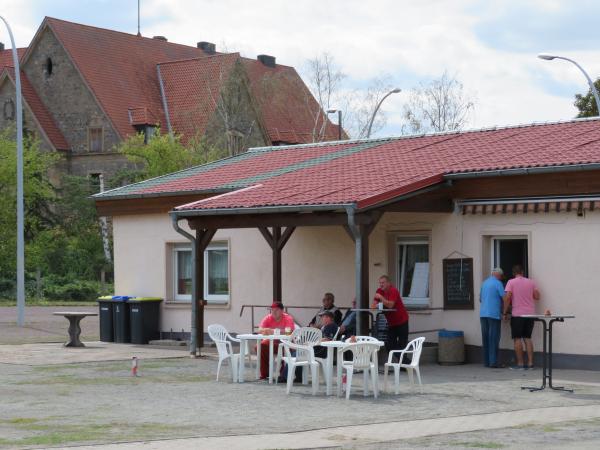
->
xmin=443 ymin=258 xmax=474 ymax=310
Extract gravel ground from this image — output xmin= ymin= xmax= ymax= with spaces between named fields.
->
xmin=1 ymin=358 xmax=600 ymax=449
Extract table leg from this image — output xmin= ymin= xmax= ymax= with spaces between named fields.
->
xmin=239 ymin=338 xmax=247 ymax=383
xmin=256 ymin=339 xmax=261 ymax=380
xmin=548 ymin=319 xmax=572 ymax=392
xmin=326 ymin=347 xmax=333 ymax=396
xmin=337 ymin=348 xmax=343 ymax=397
xmin=64 ymin=316 xmax=85 ymax=347
xmin=522 ymin=318 xmax=546 ymax=391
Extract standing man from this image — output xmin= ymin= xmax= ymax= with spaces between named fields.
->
xmin=480 ymin=268 xmax=505 ymax=368
xmin=373 ymin=275 xmax=409 ymax=361
xmin=503 ymin=265 xmax=540 ymax=370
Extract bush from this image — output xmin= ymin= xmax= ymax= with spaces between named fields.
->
xmin=41 ymin=276 xmax=112 ymax=301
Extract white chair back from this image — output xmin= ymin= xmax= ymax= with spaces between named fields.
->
xmin=344 ymin=342 xmax=380 ymax=369
xmin=208 ymin=324 xmax=231 ymax=359
xmin=404 ymin=337 xmax=426 ymax=367
xmin=292 ymin=327 xmax=322 ymax=346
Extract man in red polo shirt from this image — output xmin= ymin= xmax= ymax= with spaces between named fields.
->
xmin=373 ymin=275 xmax=409 ymax=361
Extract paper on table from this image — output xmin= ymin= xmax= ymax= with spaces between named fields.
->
xmin=409 ymin=262 xmax=429 ymax=298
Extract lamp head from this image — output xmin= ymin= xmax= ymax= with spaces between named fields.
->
xmin=327 ymin=109 xmax=338 ymax=114
xmin=537 ymin=53 xmax=557 ymax=61
xmin=391 ymin=88 xmax=402 ymax=93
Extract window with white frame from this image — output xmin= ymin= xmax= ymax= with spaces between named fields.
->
xmin=173 ymin=242 xmax=229 ymax=303
xmin=396 ymin=236 xmax=430 ymax=307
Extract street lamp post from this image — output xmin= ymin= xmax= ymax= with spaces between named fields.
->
xmin=1 ymin=16 xmax=25 ymax=326
xmin=327 ymin=109 xmax=342 ymax=140
xmin=538 ymin=53 xmax=600 ymax=116
xmin=366 ymin=88 xmax=401 ymax=138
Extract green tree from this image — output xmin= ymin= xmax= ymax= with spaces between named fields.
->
xmin=116 ymin=130 xmax=224 ymax=181
xmin=574 ymin=79 xmax=600 ymax=117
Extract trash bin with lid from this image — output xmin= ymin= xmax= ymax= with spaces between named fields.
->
xmin=438 ymin=329 xmax=465 ymax=365
xmin=112 ymin=296 xmax=132 ymax=343
xmin=97 ymin=296 xmax=115 ymax=342
xmin=129 ymin=297 xmax=163 ymax=344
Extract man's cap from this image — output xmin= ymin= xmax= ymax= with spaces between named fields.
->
xmin=271 ymin=301 xmax=284 ymax=310
xmin=492 ymin=267 xmax=504 ymax=275
xmin=318 ymin=310 xmax=334 ymax=318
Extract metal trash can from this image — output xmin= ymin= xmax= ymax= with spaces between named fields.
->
xmin=438 ymin=329 xmax=465 ymax=365
xmin=129 ymin=297 xmax=162 ymax=344
xmin=97 ymin=296 xmax=115 ymax=342
xmin=112 ymin=296 xmax=132 ymax=343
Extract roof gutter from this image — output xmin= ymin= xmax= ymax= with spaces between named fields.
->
xmin=444 ymin=163 xmax=600 ymax=180
xmin=170 ymin=203 xmax=355 ymax=218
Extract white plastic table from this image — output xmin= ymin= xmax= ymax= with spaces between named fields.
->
xmin=321 ymin=339 xmax=384 ymax=396
xmin=237 ymin=333 xmax=291 ymax=384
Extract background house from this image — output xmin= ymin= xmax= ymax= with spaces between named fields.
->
xmin=96 ymin=117 xmax=600 ymax=370
xmin=0 ymin=17 xmax=341 ymax=182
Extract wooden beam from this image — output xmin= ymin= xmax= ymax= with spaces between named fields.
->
xmin=95 ymin=193 xmax=212 ymax=216
xmin=278 ymin=226 xmax=296 ymax=250
xmin=193 ymin=228 xmax=216 ymax=353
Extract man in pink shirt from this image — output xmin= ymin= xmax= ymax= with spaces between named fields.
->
xmin=257 ymin=301 xmax=295 ymax=379
xmin=503 ymin=265 xmax=540 ymax=369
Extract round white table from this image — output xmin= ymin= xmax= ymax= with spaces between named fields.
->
xmin=237 ymin=333 xmax=291 ymax=384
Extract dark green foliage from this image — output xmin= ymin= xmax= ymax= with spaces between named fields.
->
xmin=574 ymin=79 xmax=600 ymax=117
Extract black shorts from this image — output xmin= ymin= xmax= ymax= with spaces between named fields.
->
xmin=511 ymin=317 xmax=534 ymax=339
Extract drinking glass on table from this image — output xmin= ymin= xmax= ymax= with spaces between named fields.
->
xmin=285 ymin=327 xmax=291 ymax=335
xmin=274 ymin=328 xmax=280 ymax=337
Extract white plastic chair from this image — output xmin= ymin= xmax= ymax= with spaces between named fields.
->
xmin=207 ymin=324 xmax=241 ymax=382
xmin=345 ymin=336 xmax=380 ymax=343
xmin=275 ymin=327 xmax=321 ymax=383
xmin=280 ymin=339 xmax=320 ymax=395
xmin=340 ymin=342 xmax=380 ymax=400
xmin=383 ymin=337 xmax=426 ymax=394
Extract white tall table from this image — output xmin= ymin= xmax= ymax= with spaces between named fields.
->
xmin=237 ymin=333 xmax=290 ymax=384
xmin=320 ymin=339 xmax=384 ymax=396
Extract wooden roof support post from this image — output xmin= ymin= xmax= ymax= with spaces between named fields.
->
xmin=346 ymin=209 xmax=382 ymax=336
xmin=259 ymin=226 xmax=296 ymax=302
xmin=193 ymin=227 xmax=216 ymax=356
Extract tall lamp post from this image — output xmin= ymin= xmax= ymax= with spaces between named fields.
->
xmin=1 ymin=16 xmax=25 ymax=326
xmin=327 ymin=109 xmax=342 ymax=140
xmin=366 ymin=88 xmax=401 ymax=138
xmin=538 ymin=53 xmax=600 ymax=116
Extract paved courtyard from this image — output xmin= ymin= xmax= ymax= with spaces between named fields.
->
xmin=1 ymin=307 xmax=600 ymax=449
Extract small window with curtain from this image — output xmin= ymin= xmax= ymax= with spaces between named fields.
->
xmin=396 ymin=236 xmax=430 ymax=307
xmin=88 ymin=127 xmax=103 ymax=152
xmin=172 ymin=242 xmax=229 ymax=303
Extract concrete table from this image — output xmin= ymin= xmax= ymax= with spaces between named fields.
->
xmin=520 ymin=314 xmax=575 ymax=392
xmin=53 ymin=312 xmax=98 ymax=347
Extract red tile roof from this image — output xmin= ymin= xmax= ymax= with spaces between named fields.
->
xmin=95 ymin=118 xmax=600 ymax=213
xmin=158 ymin=53 xmax=240 ymax=142
xmin=0 ymin=48 xmax=26 ymax=68
xmin=35 ymin=17 xmax=336 ymax=146
xmin=43 ymin=17 xmax=208 ymax=138
xmin=1 ymin=67 xmax=69 ymax=150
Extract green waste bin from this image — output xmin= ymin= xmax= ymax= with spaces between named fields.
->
xmin=97 ymin=296 xmax=115 ymax=342
xmin=112 ymin=296 xmax=132 ymax=343
xmin=129 ymin=298 xmax=162 ymax=344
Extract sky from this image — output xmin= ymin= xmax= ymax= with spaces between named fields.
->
xmin=2 ymin=0 xmax=599 ymax=137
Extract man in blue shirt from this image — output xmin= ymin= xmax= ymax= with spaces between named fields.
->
xmin=480 ymin=268 xmax=505 ymax=368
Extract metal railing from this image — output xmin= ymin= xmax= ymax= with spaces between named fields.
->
xmin=239 ymin=304 xmax=444 ymax=336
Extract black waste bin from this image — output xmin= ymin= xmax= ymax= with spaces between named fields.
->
xmin=112 ymin=296 xmax=132 ymax=343
xmin=129 ymin=297 xmax=162 ymax=344
xmin=97 ymin=296 xmax=115 ymax=342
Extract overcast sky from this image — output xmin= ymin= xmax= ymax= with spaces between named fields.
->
xmin=3 ymin=0 xmax=599 ymax=137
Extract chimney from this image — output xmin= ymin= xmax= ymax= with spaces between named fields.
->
xmin=0 ymin=42 xmax=4 ymax=51
xmin=197 ymin=41 xmax=216 ymax=54
xmin=257 ymin=54 xmax=276 ymax=68
xmin=152 ymin=36 xmax=168 ymax=42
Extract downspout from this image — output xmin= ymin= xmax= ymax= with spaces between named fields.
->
xmin=157 ymin=64 xmax=173 ymax=136
xmin=171 ymin=214 xmax=197 ymax=356
xmin=346 ymin=206 xmax=363 ymax=336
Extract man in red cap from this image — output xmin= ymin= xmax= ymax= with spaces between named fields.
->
xmin=257 ymin=301 xmax=296 ymax=379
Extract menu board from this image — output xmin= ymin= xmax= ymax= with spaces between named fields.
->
xmin=443 ymin=258 xmax=474 ymax=309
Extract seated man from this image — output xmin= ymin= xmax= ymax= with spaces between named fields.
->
xmin=313 ymin=311 xmax=339 ymax=359
xmin=309 ymin=292 xmax=343 ymax=328
xmin=339 ymin=299 xmax=357 ymax=338
xmin=257 ymin=301 xmax=295 ymax=380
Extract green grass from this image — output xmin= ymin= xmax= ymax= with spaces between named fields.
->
xmin=451 ymin=442 xmax=505 ymax=449
xmin=0 ymin=298 xmax=96 ymax=307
